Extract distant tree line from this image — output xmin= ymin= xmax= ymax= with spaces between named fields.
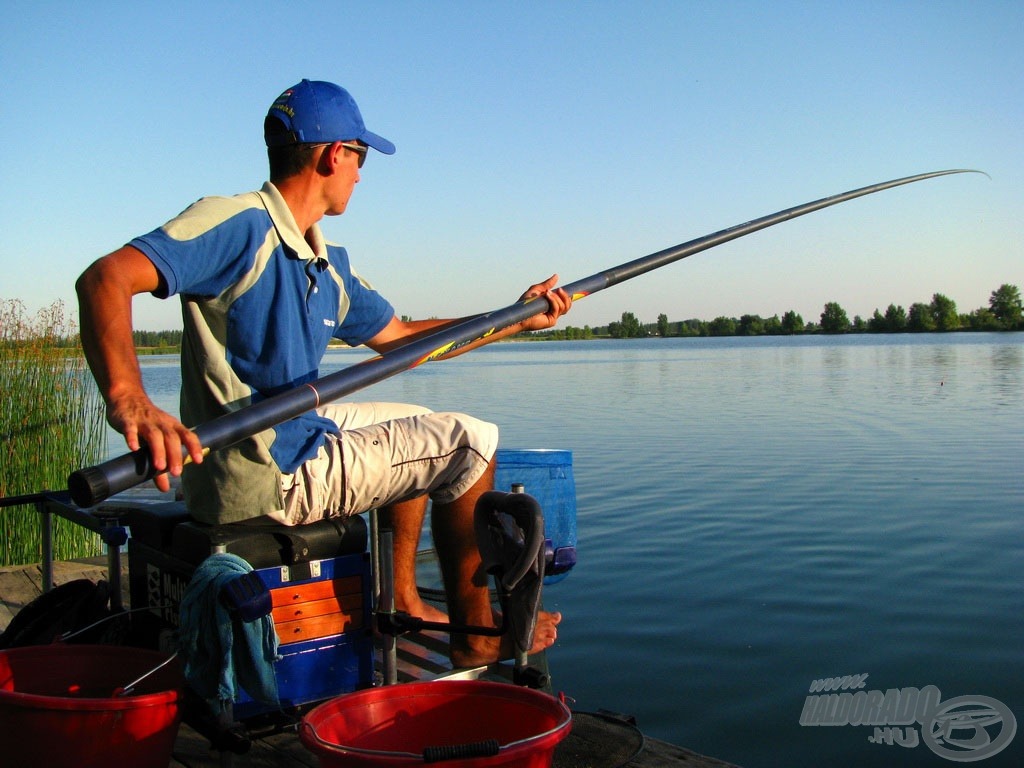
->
xmin=123 ymin=284 xmax=1022 ymax=343
xmin=133 ymin=329 xmax=183 ymax=348
xmin=521 ymin=283 xmax=1022 ymax=339
xmin=4 ymin=327 xmax=185 ymax=351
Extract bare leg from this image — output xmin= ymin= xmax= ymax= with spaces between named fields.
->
xmin=431 ymin=458 xmax=561 ymax=667
xmin=377 ymin=497 xmax=448 ymax=624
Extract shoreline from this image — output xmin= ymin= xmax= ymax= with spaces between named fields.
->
xmin=131 ymin=326 xmax=1022 ymax=356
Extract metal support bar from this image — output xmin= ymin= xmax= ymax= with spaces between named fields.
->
xmin=32 ymin=494 xmax=130 ymax=608
xmin=39 ymin=500 xmax=54 ymax=592
xmin=103 ymin=519 xmax=128 ymax=611
xmin=369 ymin=509 xmax=381 ymax=607
xmin=376 ymin=525 xmax=398 ymax=686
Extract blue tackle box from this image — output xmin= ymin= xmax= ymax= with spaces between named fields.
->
xmin=121 ymin=500 xmax=374 ymax=719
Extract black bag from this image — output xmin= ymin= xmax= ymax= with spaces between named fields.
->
xmin=0 ymin=578 xmax=118 ymax=648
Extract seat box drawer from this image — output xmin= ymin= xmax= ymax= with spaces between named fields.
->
xmin=128 ymin=540 xmax=374 ymax=716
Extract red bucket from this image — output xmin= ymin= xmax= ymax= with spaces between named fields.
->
xmin=0 ymin=644 xmax=183 ymax=768
xmin=301 ymin=680 xmax=573 ymax=768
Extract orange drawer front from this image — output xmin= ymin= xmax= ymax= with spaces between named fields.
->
xmin=271 ymin=575 xmax=362 ymax=606
xmin=270 ymin=576 xmax=365 ymax=644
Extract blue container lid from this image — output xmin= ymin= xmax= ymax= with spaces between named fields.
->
xmin=495 ymin=448 xmax=572 ymax=466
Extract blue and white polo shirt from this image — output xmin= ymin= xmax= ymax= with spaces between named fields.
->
xmin=130 ymin=182 xmax=394 ymax=523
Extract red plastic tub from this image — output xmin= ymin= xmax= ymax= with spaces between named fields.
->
xmin=0 ymin=644 xmax=183 ymax=768
xmin=301 ymin=680 xmax=573 ymax=768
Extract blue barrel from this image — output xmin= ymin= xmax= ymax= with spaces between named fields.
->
xmin=494 ymin=449 xmax=577 ymax=584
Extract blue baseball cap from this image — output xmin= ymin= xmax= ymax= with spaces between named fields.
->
xmin=265 ymin=79 xmax=395 ymax=155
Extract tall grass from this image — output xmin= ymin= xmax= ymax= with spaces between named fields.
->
xmin=1 ymin=299 xmax=106 ymax=566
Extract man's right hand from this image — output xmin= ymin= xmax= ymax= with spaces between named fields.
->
xmin=106 ymin=393 xmax=204 ymax=492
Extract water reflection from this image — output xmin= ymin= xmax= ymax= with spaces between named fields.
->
xmin=990 ymin=342 xmax=1023 ymax=407
xmin=129 ymin=334 xmax=1024 ymax=768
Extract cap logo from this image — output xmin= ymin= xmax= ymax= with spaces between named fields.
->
xmin=270 ymin=89 xmax=296 ymax=118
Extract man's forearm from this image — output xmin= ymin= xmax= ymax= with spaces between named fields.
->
xmin=75 ymin=259 xmax=148 ymax=407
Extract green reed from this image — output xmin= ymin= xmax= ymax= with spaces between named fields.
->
xmin=1 ymin=299 xmax=107 ymax=566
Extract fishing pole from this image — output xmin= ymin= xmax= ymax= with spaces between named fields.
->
xmin=67 ymin=169 xmax=982 ymax=508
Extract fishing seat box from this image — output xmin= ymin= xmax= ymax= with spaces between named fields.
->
xmin=122 ymin=500 xmax=374 ymax=718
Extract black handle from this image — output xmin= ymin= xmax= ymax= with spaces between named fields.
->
xmin=423 ymin=739 xmax=500 ymax=763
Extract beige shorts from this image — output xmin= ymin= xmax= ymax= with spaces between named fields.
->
xmin=270 ymin=402 xmax=498 ymax=525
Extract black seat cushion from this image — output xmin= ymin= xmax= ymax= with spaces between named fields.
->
xmin=171 ymin=515 xmax=368 ymax=569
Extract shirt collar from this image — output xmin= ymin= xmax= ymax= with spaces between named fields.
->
xmin=256 ymin=181 xmax=327 ymax=263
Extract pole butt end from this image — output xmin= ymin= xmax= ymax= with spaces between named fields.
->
xmin=68 ymin=465 xmax=110 ymax=508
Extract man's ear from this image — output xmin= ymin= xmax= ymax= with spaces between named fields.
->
xmin=316 ymin=142 xmax=340 ymax=175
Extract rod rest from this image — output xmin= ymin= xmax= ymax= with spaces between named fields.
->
xmin=377 ymin=490 xmax=549 ymax=686
xmin=376 ymin=609 xmax=505 ymax=638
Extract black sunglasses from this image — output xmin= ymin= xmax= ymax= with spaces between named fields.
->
xmin=304 ymin=141 xmax=368 ymax=169
xmin=339 ymin=142 xmax=368 ymax=168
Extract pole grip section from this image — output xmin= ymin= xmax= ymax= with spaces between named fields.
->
xmin=67 ymin=384 xmax=322 ymax=507
xmin=68 ymin=449 xmax=151 ymax=508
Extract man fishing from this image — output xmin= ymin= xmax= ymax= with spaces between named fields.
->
xmin=75 ymin=79 xmax=571 ymax=666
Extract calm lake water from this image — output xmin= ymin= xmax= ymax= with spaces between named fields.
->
xmin=127 ymin=334 xmax=1023 ymax=767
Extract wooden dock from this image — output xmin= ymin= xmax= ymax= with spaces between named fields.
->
xmin=1 ymin=560 xmax=739 ymax=768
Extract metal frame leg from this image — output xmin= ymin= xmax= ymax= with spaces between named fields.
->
xmin=370 ymin=508 xmax=398 ymax=686
xmin=39 ymin=501 xmax=54 ymax=591
xmin=103 ymin=519 xmax=128 ymax=611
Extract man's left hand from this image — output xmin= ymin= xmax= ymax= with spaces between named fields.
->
xmin=519 ymin=275 xmax=573 ymax=331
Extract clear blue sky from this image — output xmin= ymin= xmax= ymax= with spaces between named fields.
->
xmin=2 ymin=1 xmax=1020 ymax=331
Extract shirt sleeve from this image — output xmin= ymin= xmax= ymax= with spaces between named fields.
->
xmin=327 ymin=246 xmax=395 ymax=346
xmin=129 ymin=195 xmax=268 ymax=299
